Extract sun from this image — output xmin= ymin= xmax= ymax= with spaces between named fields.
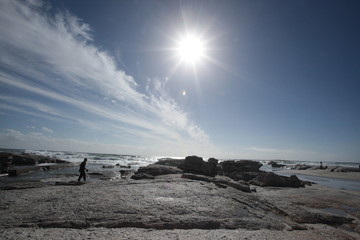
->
xmin=176 ymin=34 xmax=205 ymax=64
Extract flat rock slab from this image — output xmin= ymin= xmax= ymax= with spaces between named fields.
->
xmin=1 ymin=177 xmax=291 ymax=230
xmin=1 ymin=175 xmax=358 ymax=240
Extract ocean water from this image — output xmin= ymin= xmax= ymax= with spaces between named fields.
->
xmin=1 ymin=148 xmax=162 ymax=168
xmin=276 ymin=171 xmax=360 ymax=191
xmin=258 ymin=159 xmax=360 ymax=171
xmin=0 ymin=148 xmax=163 ymax=183
xmin=258 ymin=159 xmax=360 ymax=191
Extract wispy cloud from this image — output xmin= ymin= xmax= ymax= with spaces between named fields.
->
xmin=0 ymin=0 xmax=211 ymax=154
xmin=249 ymin=147 xmax=295 ymax=154
xmin=42 ymin=127 xmax=54 ymax=134
xmin=246 ymin=146 xmax=335 ymax=161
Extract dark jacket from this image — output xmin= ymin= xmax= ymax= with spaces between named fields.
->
xmin=79 ymin=161 xmax=87 ymax=172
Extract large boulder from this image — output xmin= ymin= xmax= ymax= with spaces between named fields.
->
xmin=218 ymin=160 xmax=263 ymax=181
xmin=183 ymin=156 xmax=218 ymax=177
xmin=135 ymin=164 xmax=182 ymax=176
xmin=250 ymin=172 xmax=304 ymax=188
xmin=155 ymin=158 xmax=185 ymax=169
xmin=268 ymin=161 xmax=285 ymax=168
xmin=219 ymin=160 xmax=263 ymax=173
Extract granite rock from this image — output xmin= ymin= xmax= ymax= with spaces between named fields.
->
xmin=183 ymin=156 xmax=218 ymax=177
xmin=250 ymin=172 xmax=305 ymax=188
xmin=135 ymin=164 xmax=182 ymax=176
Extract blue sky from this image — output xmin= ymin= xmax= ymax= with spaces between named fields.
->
xmin=0 ymin=0 xmax=359 ymax=161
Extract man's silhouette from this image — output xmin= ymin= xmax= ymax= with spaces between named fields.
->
xmin=78 ymin=158 xmax=88 ymax=181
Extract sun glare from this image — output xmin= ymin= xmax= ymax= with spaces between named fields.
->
xmin=176 ymin=35 xmax=205 ymax=64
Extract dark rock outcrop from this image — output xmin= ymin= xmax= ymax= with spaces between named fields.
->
xmin=292 ymin=164 xmax=312 ymax=170
xmin=0 ymin=152 xmax=71 ymax=175
xmin=155 ymin=158 xmax=185 ymax=169
xmin=183 ymin=156 xmax=218 ymax=177
xmin=219 ymin=160 xmax=263 ymax=173
xmin=220 ymin=171 xmax=261 ymax=182
xmin=330 ymin=166 xmax=360 ymax=173
xmin=135 ymin=164 xmax=182 ymax=176
xmin=181 ymin=173 xmax=251 ymax=193
xmin=131 ymin=173 xmax=155 ymax=180
xmin=218 ymin=160 xmax=263 ymax=181
xmin=268 ymin=161 xmax=285 ymax=168
xmin=250 ymin=172 xmax=305 ymax=188
xmin=0 ymin=152 xmax=67 ymax=166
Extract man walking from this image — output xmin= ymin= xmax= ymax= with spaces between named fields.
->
xmin=78 ymin=158 xmax=88 ymax=181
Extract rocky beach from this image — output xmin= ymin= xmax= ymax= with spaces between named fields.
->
xmin=0 ymin=153 xmax=360 ymax=239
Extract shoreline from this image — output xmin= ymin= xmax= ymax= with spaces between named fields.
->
xmin=274 ymin=169 xmax=360 ymax=191
xmin=276 ymin=169 xmax=360 ymax=181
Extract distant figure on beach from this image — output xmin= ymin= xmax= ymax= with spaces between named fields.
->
xmin=78 ymin=158 xmax=88 ymax=181
xmin=320 ymin=161 xmax=323 ymax=169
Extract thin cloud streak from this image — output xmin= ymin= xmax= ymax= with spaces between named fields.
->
xmin=0 ymin=72 xmax=191 ymax=145
xmin=246 ymin=146 xmax=336 ymax=161
xmin=42 ymin=127 xmax=54 ymax=134
xmin=0 ymin=0 xmax=211 ymax=154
